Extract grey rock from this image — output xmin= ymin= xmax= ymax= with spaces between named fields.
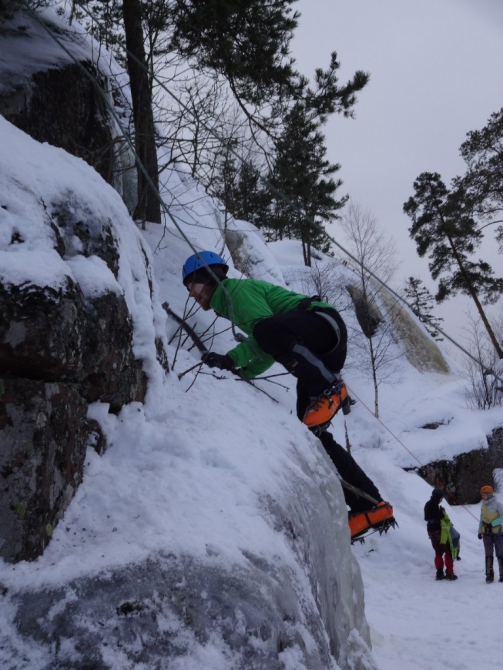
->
xmin=0 ymin=378 xmax=92 ymax=562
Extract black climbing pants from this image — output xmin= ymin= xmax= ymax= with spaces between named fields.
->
xmin=253 ymin=308 xmax=347 ymax=398
xmin=318 ymin=431 xmax=382 ymax=513
xmin=254 ymin=308 xmax=380 ymax=513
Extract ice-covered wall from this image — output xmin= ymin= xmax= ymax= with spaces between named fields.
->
xmin=378 ymin=286 xmax=449 ymax=374
xmin=6 ymin=439 xmax=375 ymax=669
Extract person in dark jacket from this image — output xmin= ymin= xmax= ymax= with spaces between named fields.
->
xmin=424 ymin=488 xmax=458 ymax=581
xmin=182 ymin=251 xmax=389 ymax=518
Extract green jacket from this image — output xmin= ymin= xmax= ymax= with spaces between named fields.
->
xmin=210 ymin=278 xmax=334 ymax=379
xmin=440 ymin=511 xmax=458 ymax=560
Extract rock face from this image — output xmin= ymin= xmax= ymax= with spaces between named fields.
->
xmin=346 ymin=284 xmax=382 ymax=339
xmin=416 ymin=426 xmax=503 ymax=504
xmin=0 ymin=177 xmax=156 ymax=563
xmin=0 ymin=223 xmax=149 ymax=562
xmin=0 ymin=270 xmax=148 ymax=407
xmin=0 ymin=379 xmax=94 ymax=561
xmin=0 ymin=10 xmax=165 ymax=561
xmin=0 ymin=9 xmax=137 ymax=209
xmin=2 ymin=62 xmax=116 ymax=186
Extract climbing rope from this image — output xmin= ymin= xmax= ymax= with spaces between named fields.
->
xmin=346 ymin=385 xmax=480 ymax=521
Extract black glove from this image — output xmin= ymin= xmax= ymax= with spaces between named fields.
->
xmin=201 ymin=352 xmax=235 ymax=371
xmin=478 ymin=533 xmax=483 ymax=540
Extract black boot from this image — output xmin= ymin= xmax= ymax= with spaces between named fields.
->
xmin=485 ymin=556 xmax=494 ymax=583
xmin=445 ymin=573 xmax=458 ymax=581
xmin=435 ymin=569 xmax=444 ymax=580
xmin=318 ymin=431 xmax=382 ymax=513
xmin=498 ymin=558 xmax=503 ymax=582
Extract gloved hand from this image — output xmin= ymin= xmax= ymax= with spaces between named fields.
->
xmin=201 ymin=352 xmax=235 ymax=371
xmin=478 ymin=533 xmax=483 ymax=540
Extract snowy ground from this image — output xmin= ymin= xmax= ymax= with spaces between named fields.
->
xmin=358 ymin=518 xmax=503 ymax=670
xmin=353 ymin=458 xmax=502 ymax=670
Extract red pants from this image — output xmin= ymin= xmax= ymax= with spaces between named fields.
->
xmin=428 ymin=530 xmax=454 ymax=575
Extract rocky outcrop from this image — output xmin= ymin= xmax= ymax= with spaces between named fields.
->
xmin=0 ymin=279 xmax=148 ymax=411
xmin=0 ymin=99 xmax=165 ymax=562
xmin=0 ymin=177 xmax=164 ymax=561
xmin=2 ymin=62 xmax=117 ymax=186
xmin=0 ymin=9 xmax=137 ymax=209
xmin=0 ymin=378 xmax=97 ymax=561
xmin=414 ymin=426 xmax=503 ymax=504
xmin=0 ymin=278 xmax=86 ymax=382
xmin=346 ymin=284 xmax=382 ymax=339
xmin=0 ymin=4 xmax=172 ymax=562
xmin=0 ymin=190 xmax=150 ymax=411
xmin=0 ymin=227 xmax=150 ymax=563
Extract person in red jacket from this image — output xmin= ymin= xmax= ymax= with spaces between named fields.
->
xmin=182 ymin=251 xmax=395 ymax=534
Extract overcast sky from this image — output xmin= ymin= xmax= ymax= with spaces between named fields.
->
xmin=292 ymin=0 xmax=503 ymax=354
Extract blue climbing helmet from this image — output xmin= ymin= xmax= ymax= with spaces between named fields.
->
xmin=182 ymin=251 xmax=229 ymax=288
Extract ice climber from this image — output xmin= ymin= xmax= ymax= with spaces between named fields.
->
xmin=424 ymin=488 xmax=458 ymax=581
xmin=477 ymin=485 xmax=503 ymax=583
xmin=182 ymin=251 xmax=395 ymax=535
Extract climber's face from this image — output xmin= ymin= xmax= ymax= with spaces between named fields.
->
xmin=188 ymin=282 xmax=213 ymax=310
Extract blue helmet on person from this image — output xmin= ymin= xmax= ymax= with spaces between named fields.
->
xmin=182 ymin=251 xmax=229 ymax=287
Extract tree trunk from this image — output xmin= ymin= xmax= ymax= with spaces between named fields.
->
xmin=122 ymin=0 xmax=161 ymax=224
xmin=446 ymin=232 xmax=503 ymax=359
xmin=369 ymin=337 xmax=379 ymax=418
xmin=301 ymin=236 xmax=312 ymax=267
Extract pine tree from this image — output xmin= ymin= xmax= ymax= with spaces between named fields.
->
xmin=77 ymin=0 xmax=303 ymax=225
xmin=78 ymin=1 xmax=369 ymax=238
xmin=456 ymin=108 xmax=503 ymax=251
xmin=169 ymin=0 xmax=299 ymax=107
xmin=233 ymin=161 xmax=271 ymax=228
xmin=403 ymin=277 xmax=444 ymax=341
xmin=211 ymin=153 xmax=271 ymax=229
xmin=268 ymin=103 xmax=346 ymax=265
xmin=403 ymin=172 xmax=503 ymax=358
